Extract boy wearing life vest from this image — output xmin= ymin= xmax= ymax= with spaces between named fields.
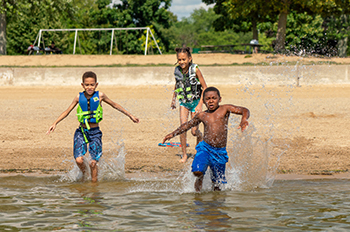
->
xmin=171 ymin=47 xmax=207 ymax=163
xmin=163 ymin=87 xmax=250 ymax=192
xmin=47 ymin=71 xmax=139 ymax=182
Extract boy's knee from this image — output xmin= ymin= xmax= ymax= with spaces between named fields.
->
xmin=193 ymin=171 xmax=203 ymax=178
xmin=75 ymin=156 xmax=84 ymax=165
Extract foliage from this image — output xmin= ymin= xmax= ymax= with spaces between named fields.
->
xmin=5 ymin=0 xmax=75 ymax=55
xmin=279 ymin=10 xmax=350 ymax=56
xmin=283 ymin=11 xmax=324 ymax=54
xmin=2 ymin=0 xmax=350 ymax=56
xmin=5 ymin=0 xmax=172 ymax=55
xmin=163 ymin=8 xmax=244 ymax=50
xmin=323 ymin=15 xmax=350 ymax=56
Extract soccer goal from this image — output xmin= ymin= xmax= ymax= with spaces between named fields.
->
xmin=33 ymin=27 xmax=162 ymax=55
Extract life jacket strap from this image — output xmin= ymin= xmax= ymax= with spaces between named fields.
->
xmin=80 ymin=124 xmax=89 ymax=143
xmin=175 ymin=88 xmax=183 ymax=93
xmin=84 ymin=118 xmax=90 ymax=130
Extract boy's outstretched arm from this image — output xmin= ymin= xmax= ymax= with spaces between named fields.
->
xmin=100 ymin=92 xmax=139 ymax=123
xmin=227 ymin=105 xmax=250 ymax=132
xmin=46 ymin=95 xmax=79 ymax=134
xmin=162 ymin=115 xmax=201 ymax=143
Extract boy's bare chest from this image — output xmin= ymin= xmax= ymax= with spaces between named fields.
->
xmin=202 ymin=111 xmax=228 ymax=125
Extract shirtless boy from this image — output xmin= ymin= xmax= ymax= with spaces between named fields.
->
xmin=162 ymin=87 xmax=250 ymax=191
xmin=47 ymin=71 xmax=139 ymax=182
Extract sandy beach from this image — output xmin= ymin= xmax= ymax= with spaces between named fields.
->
xmin=1 ymin=53 xmax=350 ymax=179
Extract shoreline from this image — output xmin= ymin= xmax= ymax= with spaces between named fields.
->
xmin=1 ymin=169 xmax=350 ymax=181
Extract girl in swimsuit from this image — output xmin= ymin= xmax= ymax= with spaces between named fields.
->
xmin=170 ymin=47 xmax=207 ymax=163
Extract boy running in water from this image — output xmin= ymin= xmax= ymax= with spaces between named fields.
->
xmin=163 ymin=87 xmax=250 ymax=191
xmin=47 ymin=71 xmax=139 ymax=182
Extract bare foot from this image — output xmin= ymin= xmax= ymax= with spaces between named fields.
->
xmin=179 ymin=154 xmax=188 ymax=163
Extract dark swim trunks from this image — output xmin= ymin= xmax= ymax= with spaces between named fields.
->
xmin=73 ymin=127 xmax=102 ymax=161
xmin=191 ymin=141 xmax=229 ymax=184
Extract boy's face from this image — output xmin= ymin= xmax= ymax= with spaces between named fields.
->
xmin=81 ymin=77 xmax=98 ymax=96
xmin=204 ymin=91 xmax=221 ymax=111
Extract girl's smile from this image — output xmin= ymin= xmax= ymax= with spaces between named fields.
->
xmin=177 ymin=52 xmax=192 ymax=73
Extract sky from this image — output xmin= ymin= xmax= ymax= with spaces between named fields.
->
xmin=169 ymin=0 xmax=215 ymax=20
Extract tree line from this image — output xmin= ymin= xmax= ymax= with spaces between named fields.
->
xmin=0 ymin=0 xmax=349 ymax=56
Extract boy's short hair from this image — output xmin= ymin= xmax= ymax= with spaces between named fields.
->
xmin=203 ymin=87 xmax=221 ymax=99
xmin=82 ymin=71 xmax=97 ymax=82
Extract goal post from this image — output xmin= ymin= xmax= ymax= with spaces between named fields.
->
xmin=33 ymin=27 xmax=162 ymax=55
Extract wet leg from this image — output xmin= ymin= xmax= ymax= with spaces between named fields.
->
xmin=193 ymin=171 xmax=204 ymax=192
xmin=89 ymin=160 xmax=98 ymax=183
xmin=179 ymin=106 xmax=190 ymax=163
xmin=179 ymin=133 xmax=188 ymax=163
xmin=76 ymin=156 xmax=88 ymax=181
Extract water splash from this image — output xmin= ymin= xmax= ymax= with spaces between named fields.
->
xmin=224 ymin=64 xmax=297 ymax=190
xmin=225 ymin=123 xmax=275 ymax=191
xmin=59 ymin=130 xmax=126 ymax=182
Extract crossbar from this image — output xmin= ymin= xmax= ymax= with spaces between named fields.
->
xmin=35 ymin=27 xmax=162 ymax=55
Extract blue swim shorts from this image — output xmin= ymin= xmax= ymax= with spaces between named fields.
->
xmin=73 ymin=127 xmax=102 ymax=161
xmin=191 ymin=141 xmax=229 ymax=184
xmin=180 ymin=99 xmax=200 ymax=113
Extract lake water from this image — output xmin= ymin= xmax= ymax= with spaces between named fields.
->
xmin=1 ymin=173 xmax=350 ymax=231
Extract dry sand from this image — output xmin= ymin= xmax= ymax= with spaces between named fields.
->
xmin=1 ymin=53 xmax=350 ymax=180
xmin=2 ymin=53 xmax=350 ymax=67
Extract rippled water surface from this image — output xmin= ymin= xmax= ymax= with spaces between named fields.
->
xmin=1 ymin=175 xmax=350 ymax=231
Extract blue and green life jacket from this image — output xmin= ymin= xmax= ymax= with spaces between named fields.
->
xmin=76 ymin=91 xmax=103 ymax=130
xmin=174 ymin=63 xmax=202 ymax=103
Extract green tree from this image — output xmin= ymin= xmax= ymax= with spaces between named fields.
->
xmin=111 ymin=0 xmax=172 ymax=54
xmin=225 ymin=0 xmax=274 ymax=40
xmin=164 ymin=8 xmax=220 ymax=49
xmin=203 ymin=0 xmax=276 ymax=41
xmin=207 ymin=0 xmax=349 ymax=53
xmin=4 ymin=0 xmax=75 ymax=55
xmin=268 ymin=0 xmax=349 ymax=52
xmin=324 ymin=15 xmax=350 ymax=56
xmin=283 ymin=11 xmax=324 ymax=54
xmin=0 ymin=0 xmax=7 ymax=54
xmin=164 ymin=7 xmax=256 ymax=52
xmin=3 ymin=0 xmax=173 ymax=55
